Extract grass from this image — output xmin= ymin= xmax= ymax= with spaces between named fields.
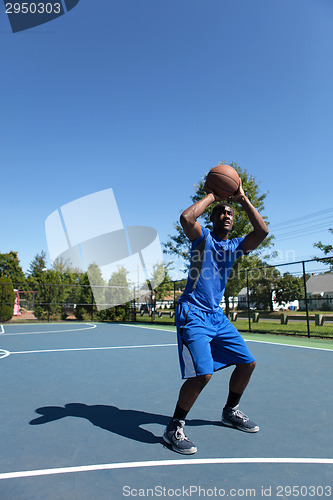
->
xmin=232 ymin=319 xmax=333 ymax=338
xmin=135 ymin=311 xmax=333 ymax=338
xmin=136 ymin=314 xmax=175 ymax=325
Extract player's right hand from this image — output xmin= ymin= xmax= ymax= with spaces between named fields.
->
xmin=204 ymin=182 xmax=224 ymax=202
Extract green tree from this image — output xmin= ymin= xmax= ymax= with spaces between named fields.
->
xmin=0 ymin=252 xmax=26 ymax=284
xmin=52 ymin=256 xmax=82 ymax=274
xmin=247 ymin=265 xmax=280 ymax=311
xmin=25 ymin=254 xmax=83 ymax=320
xmin=74 ymin=272 xmax=95 ymax=321
xmin=0 ymin=275 xmax=15 ymax=322
xmin=32 ymin=269 xmax=67 ymax=320
xmin=150 ymin=262 xmax=174 ymax=302
xmin=88 ymin=263 xmax=107 ymax=311
xmin=27 ymin=251 xmax=47 ymax=281
xmin=274 ymin=272 xmax=304 ymax=306
xmin=97 ymin=266 xmax=131 ymax=322
xmin=164 ymin=162 xmax=273 ymax=315
xmin=58 ymin=270 xmax=82 ymax=319
xmin=106 ymin=266 xmax=131 ymax=306
xmin=314 ymin=229 xmax=333 ymax=270
xmin=75 ymin=263 xmax=131 ymax=322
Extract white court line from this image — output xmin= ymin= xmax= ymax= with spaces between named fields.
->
xmin=121 ymin=324 xmax=333 ymax=352
xmin=10 ymin=343 xmax=177 ymax=355
xmin=0 ymin=349 xmax=10 ymax=359
xmin=120 ymin=323 xmax=172 ymax=332
xmin=1 ymin=323 xmax=97 ymax=336
xmin=0 ymin=457 xmax=332 ymax=480
xmin=246 ymin=339 xmax=333 ymax=352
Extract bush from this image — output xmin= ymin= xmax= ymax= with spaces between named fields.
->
xmin=98 ymin=305 xmax=128 ymax=322
xmin=320 ymin=302 xmax=331 ymax=312
xmin=0 ymin=276 xmax=15 ymax=322
xmin=74 ymin=306 xmax=94 ymax=321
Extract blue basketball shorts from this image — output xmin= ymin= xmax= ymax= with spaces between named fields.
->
xmin=176 ymin=301 xmax=256 ymax=379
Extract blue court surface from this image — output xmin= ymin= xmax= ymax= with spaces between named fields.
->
xmin=0 ymin=322 xmax=332 ymax=499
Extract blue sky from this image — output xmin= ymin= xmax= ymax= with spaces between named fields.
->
xmin=1 ymin=0 xmax=333 ymax=279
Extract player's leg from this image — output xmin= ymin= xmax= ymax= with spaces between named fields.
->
xmin=210 ymin=312 xmax=259 ymax=433
xmin=163 ymin=374 xmax=211 ymax=455
xmin=221 ymin=360 xmax=259 ymax=433
xmin=228 ymin=360 xmax=256 ymax=397
xmin=163 ymin=304 xmax=214 ymax=454
xmin=176 ymin=373 xmax=212 ymax=414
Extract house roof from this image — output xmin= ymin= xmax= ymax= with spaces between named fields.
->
xmin=237 ymin=275 xmax=333 ymax=298
xmin=306 ymin=273 xmax=333 ymax=294
xmin=236 ymin=275 xmax=333 ymax=297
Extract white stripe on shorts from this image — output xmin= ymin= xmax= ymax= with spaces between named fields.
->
xmin=182 ymin=343 xmax=196 ymax=378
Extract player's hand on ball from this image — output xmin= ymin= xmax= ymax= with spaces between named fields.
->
xmin=204 ymin=182 xmax=224 ymax=202
xmin=230 ymin=178 xmax=245 ymax=202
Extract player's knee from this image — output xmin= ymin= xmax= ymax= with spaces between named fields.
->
xmin=196 ymin=374 xmax=212 ymax=389
xmin=248 ymin=360 xmax=256 ymax=373
xmin=237 ymin=361 xmax=256 ymax=373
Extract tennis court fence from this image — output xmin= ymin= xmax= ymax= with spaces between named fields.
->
xmin=1 ymin=257 xmax=333 ymax=339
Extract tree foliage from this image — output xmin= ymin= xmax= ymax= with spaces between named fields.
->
xmin=51 ymin=256 xmax=82 ymax=274
xmin=0 ymin=251 xmax=26 ymax=284
xmin=274 ymin=272 xmax=304 ymax=305
xmin=75 ymin=264 xmax=132 ymax=322
xmin=107 ymin=266 xmax=131 ymax=306
xmin=149 ymin=262 xmax=174 ymax=301
xmin=98 ymin=266 xmax=131 ymax=322
xmin=247 ymin=265 xmax=280 ymax=311
xmin=314 ymin=228 xmax=333 ymax=270
xmin=27 ymin=251 xmax=47 ymax=281
xmin=74 ymin=272 xmax=95 ymax=321
xmin=0 ymin=275 xmax=15 ymax=322
xmin=31 ymin=269 xmax=66 ymax=320
xmin=26 ymin=261 xmax=82 ymax=320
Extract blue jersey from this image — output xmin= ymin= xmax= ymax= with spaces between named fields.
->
xmin=179 ymin=225 xmax=244 ymax=313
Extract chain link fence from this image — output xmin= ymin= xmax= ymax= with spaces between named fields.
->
xmin=1 ymin=257 xmax=333 ymax=338
xmin=231 ymin=258 xmax=333 ymax=339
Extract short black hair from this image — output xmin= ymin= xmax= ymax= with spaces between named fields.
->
xmin=211 ymin=202 xmax=233 ymax=218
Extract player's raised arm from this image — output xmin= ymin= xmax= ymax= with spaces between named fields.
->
xmin=232 ymin=179 xmax=269 ymax=254
xmin=180 ymin=191 xmax=217 ymax=241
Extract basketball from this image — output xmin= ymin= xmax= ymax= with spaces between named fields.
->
xmin=205 ymin=164 xmax=240 ymax=199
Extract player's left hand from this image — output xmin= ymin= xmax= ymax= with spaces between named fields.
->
xmin=230 ymin=178 xmax=246 ymax=203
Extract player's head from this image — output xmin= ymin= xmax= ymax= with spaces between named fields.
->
xmin=210 ymin=203 xmax=234 ymax=233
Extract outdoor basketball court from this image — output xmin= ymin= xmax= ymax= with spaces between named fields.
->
xmin=0 ymin=322 xmax=332 ymax=499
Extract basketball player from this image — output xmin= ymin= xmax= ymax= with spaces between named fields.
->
xmin=163 ymin=179 xmax=269 ymax=454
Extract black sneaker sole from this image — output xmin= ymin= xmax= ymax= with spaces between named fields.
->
xmin=163 ymin=434 xmax=197 ymax=454
xmin=221 ymin=419 xmax=259 ymax=433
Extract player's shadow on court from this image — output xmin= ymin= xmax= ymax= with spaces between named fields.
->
xmin=30 ymin=403 xmax=219 ymax=445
